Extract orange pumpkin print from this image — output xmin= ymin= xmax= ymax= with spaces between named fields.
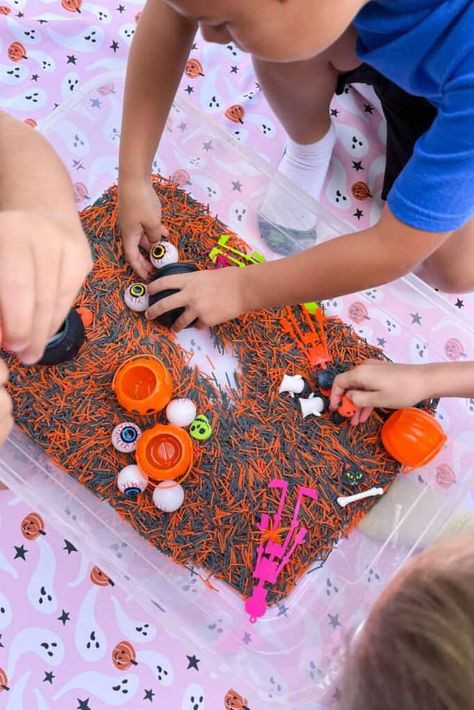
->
xmin=90 ymin=565 xmax=115 ymax=587
xmin=24 ymin=118 xmax=37 ymax=128
xmin=351 ymin=181 xmax=372 ymax=200
xmin=225 ymin=104 xmax=245 ymax=124
xmin=225 ymin=689 xmax=250 ymax=710
xmin=112 ymin=641 xmax=138 ymax=670
xmin=8 ymin=41 xmax=27 ymax=62
xmin=435 ymin=463 xmax=456 ymax=490
xmin=185 ymin=58 xmax=205 ymax=79
xmin=170 ymin=168 xmax=191 ymax=187
xmin=97 ymin=83 xmax=115 ymax=96
xmin=0 ymin=668 xmax=9 ymax=692
xmin=348 ymin=301 xmax=370 ymax=324
xmin=0 ymin=6 xmax=11 ymax=14
xmin=21 ymin=512 xmax=46 ymax=540
xmin=61 ymin=0 xmax=82 ymax=13
xmin=73 ymin=182 xmax=90 ymax=203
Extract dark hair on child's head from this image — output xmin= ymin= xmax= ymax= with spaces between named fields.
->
xmin=342 ymin=535 xmax=474 ymax=710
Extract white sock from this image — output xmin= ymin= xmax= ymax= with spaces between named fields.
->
xmin=260 ymin=123 xmax=336 ymax=231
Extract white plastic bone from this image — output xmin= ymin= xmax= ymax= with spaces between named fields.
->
xmin=337 ymin=487 xmax=384 ymax=508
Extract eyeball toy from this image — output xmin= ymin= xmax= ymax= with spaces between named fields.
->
xmin=112 ymin=422 xmax=142 ymax=453
xmin=150 ymin=241 xmax=179 ymax=269
xmin=152 ymin=480 xmax=185 ymax=512
xmin=124 ymin=282 xmax=148 ymax=312
xmin=117 ymin=464 xmax=149 ymax=498
xmin=166 ymin=398 xmax=197 ymax=428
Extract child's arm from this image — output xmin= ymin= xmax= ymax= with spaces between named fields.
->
xmin=0 ymin=111 xmax=92 ymax=365
xmin=146 ymin=206 xmax=449 ymax=330
xmin=330 ymin=359 xmax=474 ymax=425
xmin=118 ymin=0 xmax=196 ymax=278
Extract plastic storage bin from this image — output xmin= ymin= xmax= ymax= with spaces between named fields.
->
xmin=1 ymin=71 xmax=473 ymax=708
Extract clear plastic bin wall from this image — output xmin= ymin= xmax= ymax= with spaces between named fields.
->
xmin=1 ymin=71 xmax=473 ymax=707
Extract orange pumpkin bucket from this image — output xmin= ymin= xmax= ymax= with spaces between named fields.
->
xmin=381 ymin=407 xmax=447 ymax=472
xmin=136 ymin=423 xmax=193 ymax=481
xmin=113 ymin=356 xmax=172 ymax=415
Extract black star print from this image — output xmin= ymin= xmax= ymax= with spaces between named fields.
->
xmin=410 ymin=312 xmax=422 ymax=325
xmin=353 ymin=209 xmax=364 ymax=220
xmin=14 ymin=545 xmax=28 ymax=561
xmin=230 ymin=65 xmax=239 ymax=74
xmin=328 ymin=613 xmax=342 ymax=629
xmin=191 ymin=42 xmax=198 ymax=50
xmin=110 ymin=40 xmax=119 ymax=52
xmin=178 ymin=121 xmax=187 ymax=132
xmin=352 ymin=160 xmax=364 ymax=172
xmin=57 ymin=610 xmax=70 ymax=626
xmin=232 ymin=180 xmax=242 ymax=192
xmin=17 ymin=10 xmax=24 ymax=17
xmin=242 ymin=632 xmax=252 ymax=644
xmin=377 ymin=337 xmax=386 ymax=347
xmin=37 ymin=18 xmax=48 ymax=23
xmin=31 ymin=74 xmax=39 ymax=81
xmin=0 ymin=634 xmax=4 ymax=648
xmin=77 ymin=699 xmax=92 ymax=710
xmin=363 ymin=103 xmax=374 ymax=114
xmin=455 ymin=298 xmax=464 ymax=309
xmin=330 ymin=108 xmax=339 ymax=117
xmin=43 ymin=670 xmax=55 ymax=684
xmin=116 ymin=4 xmax=125 ymax=11
xmin=186 ymin=654 xmax=200 ymax=671
xmin=144 ymin=688 xmax=155 ymax=702
xmin=66 ymin=54 xmax=77 ymax=65
xmin=63 ymin=539 xmax=78 ymax=554
xmin=184 ymin=85 xmax=194 ymax=95
xmin=277 ymin=602 xmax=289 ymax=617
xmin=202 ymin=141 xmax=213 ymax=151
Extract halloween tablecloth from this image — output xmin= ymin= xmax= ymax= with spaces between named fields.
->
xmin=1 ymin=2 xmax=473 ymax=708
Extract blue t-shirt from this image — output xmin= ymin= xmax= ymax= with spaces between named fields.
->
xmin=354 ymin=0 xmax=474 ymax=232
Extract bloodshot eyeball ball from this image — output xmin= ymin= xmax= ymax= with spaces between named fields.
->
xmin=152 ymin=481 xmax=185 ymax=512
xmin=165 ymin=398 xmax=197 ymax=428
xmin=150 ymin=241 xmax=179 ymax=269
xmin=117 ymin=464 xmax=148 ymax=499
xmin=111 ymin=422 xmax=142 ymax=453
xmin=124 ymin=282 xmax=148 ymax=312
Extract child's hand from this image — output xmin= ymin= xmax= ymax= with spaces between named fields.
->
xmin=0 ymin=359 xmax=13 ymax=447
xmin=119 ymin=180 xmax=169 ymax=280
xmin=330 ymin=360 xmax=432 ymax=425
xmin=0 ymin=210 xmax=92 ymax=365
xmin=146 ymin=267 xmax=246 ymax=331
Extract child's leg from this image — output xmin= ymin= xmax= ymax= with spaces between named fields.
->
xmin=417 ymin=218 xmax=474 ymax=293
xmin=255 ymin=27 xmax=360 ymax=250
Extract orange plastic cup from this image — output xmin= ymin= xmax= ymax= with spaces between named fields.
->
xmin=113 ymin=356 xmax=172 ymax=415
xmin=136 ymin=423 xmax=193 ymax=481
xmin=381 ymin=407 xmax=447 ymax=472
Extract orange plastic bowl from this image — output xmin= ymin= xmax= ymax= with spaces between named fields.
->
xmin=136 ymin=423 xmax=193 ymax=481
xmin=113 ymin=356 xmax=172 ymax=415
xmin=381 ymin=407 xmax=447 ymax=471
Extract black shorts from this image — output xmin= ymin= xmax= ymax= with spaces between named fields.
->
xmin=336 ymin=64 xmax=437 ymax=200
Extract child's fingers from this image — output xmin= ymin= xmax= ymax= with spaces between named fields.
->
xmin=0 ymin=359 xmax=9 ymax=386
xmin=171 ymin=308 xmax=197 ymax=333
xmin=124 ymin=237 xmax=151 ymax=280
xmin=145 ymin=292 xmax=184 ymax=322
xmin=346 ymin=388 xmax=380 ymax=409
xmin=20 ymin=252 xmax=61 ymax=365
xmin=359 ymin=406 xmax=374 ymax=424
xmin=329 ymin=381 xmax=347 ymax=410
xmin=0 ymin=247 xmax=34 ymax=353
xmin=147 ymin=274 xmax=184 ymax=295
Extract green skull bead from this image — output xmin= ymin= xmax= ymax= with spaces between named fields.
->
xmin=190 ymin=414 xmax=212 ymax=441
